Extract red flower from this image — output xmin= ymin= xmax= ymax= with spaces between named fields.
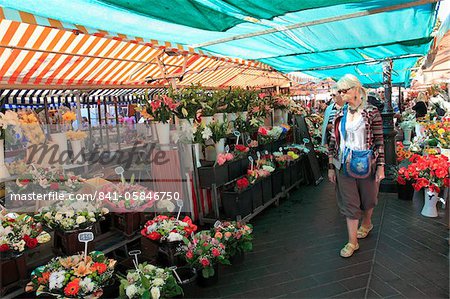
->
xmin=0 ymin=244 xmax=10 ymax=252
xmin=412 ymin=177 xmax=429 ymax=191
xmin=435 ymin=168 xmax=448 ymax=179
xmin=429 ymin=184 xmax=440 ymax=194
xmin=20 ymin=179 xmax=30 ymax=185
xmin=150 ymin=100 xmax=162 ymax=112
xmin=91 ymin=262 xmax=107 ymax=274
xmin=37 ymin=272 xmax=50 ymax=284
xmin=236 ymin=177 xmax=249 ymax=191
xmin=50 ymin=182 xmax=59 ymax=190
xmin=25 ymin=238 xmax=38 ymax=249
xmin=212 ymin=248 xmax=221 ymax=257
xmin=64 ymin=279 xmax=80 ymax=296
xmin=235 ymin=144 xmax=249 ymax=153
xmin=200 ymin=258 xmax=210 ymax=267
xmin=186 ymin=251 xmax=194 ymax=259
xmin=397 ymin=175 xmax=406 ymax=185
xmin=258 ymin=127 xmax=268 ymax=136
xmin=148 ymin=232 xmax=161 ymax=241
xmin=258 ymin=93 xmax=266 ymax=99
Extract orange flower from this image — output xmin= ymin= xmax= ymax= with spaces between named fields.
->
xmin=91 ymin=262 xmax=107 ymax=274
xmin=62 ymin=111 xmax=76 ymax=123
xmin=73 ymin=261 xmax=93 ymax=277
xmin=37 ymin=272 xmax=50 ymax=284
xmin=64 ymin=279 xmax=80 ymax=297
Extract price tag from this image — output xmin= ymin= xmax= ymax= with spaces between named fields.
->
xmin=233 ymin=131 xmax=241 ymax=145
xmin=169 ymin=266 xmax=182 ymax=283
xmin=265 ymin=150 xmax=269 ymax=155
xmin=129 ymin=250 xmax=142 ymax=271
xmin=279 ymin=147 xmax=283 ymax=152
xmin=303 ymin=138 xmax=310 ymax=144
xmin=213 ymin=220 xmax=222 ymax=229
xmin=115 ymin=166 xmax=125 ymax=183
xmin=256 ymin=151 xmax=261 ymax=163
xmin=225 ymin=145 xmax=230 ymax=153
xmin=78 ymin=232 xmax=94 ymax=261
xmin=175 ymin=199 xmax=184 ymax=221
xmin=248 ymin=156 xmax=254 ymax=171
xmin=246 ymin=138 xmax=252 ymax=146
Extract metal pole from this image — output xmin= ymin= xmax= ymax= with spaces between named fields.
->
xmin=381 ymin=59 xmax=397 ymax=168
xmin=103 ymin=97 xmax=110 ymax=151
xmin=398 ymin=86 xmax=403 ymax=113
xmin=75 ymin=91 xmax=82 ymax=130
xmin=113 ymin=96 xmax=121 ymax=150
xmin=97 ymin=98 xmax=104 ymax=147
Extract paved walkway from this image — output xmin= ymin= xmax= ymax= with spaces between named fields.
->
xmin=199 ymin=179 xmax=449 ymax=298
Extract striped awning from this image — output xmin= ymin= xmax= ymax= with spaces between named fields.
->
xmin=0 ymin=7 xmax=290 ymax=89
xmin=1 ymin=87 xmax=167 ymax=108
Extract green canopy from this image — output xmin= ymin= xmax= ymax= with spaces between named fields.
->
xmin=0 ymin=0 xmax=440 ymax=86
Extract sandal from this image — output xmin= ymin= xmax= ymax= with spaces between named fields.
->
xmin=340 ymin=242 xmax=359 ymax=258
xmin=357 ymin=224 xmax=374 ymax=239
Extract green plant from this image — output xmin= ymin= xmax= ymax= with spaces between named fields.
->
xmin=208 ymin=121 xmax=228 ymax=142
xmin=169 ymin=84 xmax=203 ymax=119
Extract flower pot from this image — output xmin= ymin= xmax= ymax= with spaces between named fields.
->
xmin=193 ymin=143 xmax=203 ymax=168
xmin=397 ymin=182 xmax=414 ymax=200
xmin=198 ymin=162 xmax=229 ymax=189
xmin=251 ymin=180 xmax=263 ymax=211
xmin=271 ymin=169 xmax=283 ymax=197
xmin=261 ymin=175 xmax=273 ymax=204
xmin=0 ymin=253 xmax=27 ymax=290
xmin=158 ymin=240 xmax=185 ymax=267
xmin=176 ymin=266 xmax=198 ymax=297
xmin=403 ymin=128 xmax=412 ymax=146
xmin=421 ymin=188 xmax=440 ymax=217
xmin=111 ymin=212 xmax=141 ymax=237
xmin=70 ymin=139 xmax=84 ymax=164
xmin=53 ymin=228 xmax=96 ymax=256
xmin=140 ymin=236 xmax=159 ymax=262
xmin=214 ymin=113 xmax=225 ymax=123
xmin=222 ymin=183 xmax=253 ymax=220
xmin=101 ymin=278 xmax=120 ymax=299
xmin=214 ymin=138 xmax=226 ymax=155
xmin=197 ymin=264 xmax=219 ymax=287
xmin=202 ymin=116 xmax=214 ymax=126
xmin=228 ymin=157 xmax=247 ymax=181
xmin=155 ymin=122 xmax=171 ymax=144
xmin=414 ymin=123 xmax=425 ymax=139
xmin=274 ymin=109 xmax=288 ymax=125
xmin=0 ymin=139 xmax=10 ymax=179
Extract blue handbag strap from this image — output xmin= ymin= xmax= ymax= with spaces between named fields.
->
xmin=340 ymin=103 xmax=348 ymax=141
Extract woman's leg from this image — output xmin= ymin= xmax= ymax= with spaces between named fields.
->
xmin=346 ymin=217 xmax=359 ymax=245
xmin=361 ymin=208 xmax=374 ymax=228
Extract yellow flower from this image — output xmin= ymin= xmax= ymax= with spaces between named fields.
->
xmin=62 ymin=111 xmax=76 ymax=123
xmin=438 ymin=128 xmax=445 ymax=135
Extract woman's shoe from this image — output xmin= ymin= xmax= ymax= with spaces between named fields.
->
xmin=340 ymin=242 xmax=359 ymax=258
xmin=357 ymin=224 xmax=374 ymax=239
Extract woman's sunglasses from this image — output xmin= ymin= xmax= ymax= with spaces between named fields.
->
xmin=337 ymin=87 xmax=354 ymax=94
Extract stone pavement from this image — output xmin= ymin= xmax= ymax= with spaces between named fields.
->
xmin=198 ymin=179 xmax=449 ymax=298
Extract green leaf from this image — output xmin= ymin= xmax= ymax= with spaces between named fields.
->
xmin=202 ymin=268 xmax=210 ymax=278
xmin=130 ymin=173 xmax=135 ymax=185
xmin=140 ymin=273 xmax=151 ymax=289
xmin=142 ymin=290 xmax=151 ymax=299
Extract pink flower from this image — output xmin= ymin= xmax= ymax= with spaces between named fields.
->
xmin=150 ymin=100 xmax=161 ymax=112
xmin=258 ymin=127 xmax=268 ymax=136
xmin=225 ymin=153 xmax=234 ymax=161
xmin=217 ymin=156 xmax=227 ymax=166
xmin=200 ymin=258 xmax=210 ymax=267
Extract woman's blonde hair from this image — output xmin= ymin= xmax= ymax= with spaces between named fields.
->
xmin=336 ymin=74 xmax=367 ymax=105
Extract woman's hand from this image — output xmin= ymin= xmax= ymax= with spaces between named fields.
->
xmin=375 ymin=166 xmax=385 ymax=183
xmin=328 ymin=169 xmax=336 ymax=184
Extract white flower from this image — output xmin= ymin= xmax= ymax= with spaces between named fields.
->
xmin=76 ymin=216 xmax=86 ymax=224
xmin=65 ymin=210 xmax=75 ymax=218
xmin=151 ymin=287 xmax=161 ymax=299
xmin=37 ymin=232 xmax=51 ymax=244
xmin=90 ymin=218 xmax=96 ymax=222
xmin=156 ymin=268 xmax=164 ymax=274
xmin=44 ymin=212 xmax=52 ymax=219
xmin=262 ymin=165 xmax=275 ymax=173
xmin=12 ymin=240 xmax=26 ymax=252
xmin=143 ymin=264 xmax=156 ymax=273
xmin=80 ymin=277 xmax=95 ymax=293
xmin=177 ymin=221 xmax=188 ymax=227
xmin=49 ymin=271 xmax=66 ymax=290
xmin=127 ymin=272 xmax=139 ymax=284
xmin=55 ymin=213 xmax=63 ymax=221
xmin=101 ymin=208 xmax=109 ymax=215
xmin=152 ymin=278 xmax=165 ymax=287
xmin=167 ymin=232 xmax=183 ymax=242
xmin=156 ymin=200 xmax=175 ymax=212
xmin=88 ymin=212 xmax=95 ymax=218
xmin=202 ymin=127 xmax=212 ymax=140
xmin=126 ymin=284 xmax=138 ymax=298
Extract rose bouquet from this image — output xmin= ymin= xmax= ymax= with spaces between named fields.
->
xmin=212 ymin=221 xmax=253 ymax=258
xmin=216 ymin=152 xmax=234 ymax=166
xmin=235 ymin=177 xmax=250 ymax=192
xmin=36 ymin=201 xmax=109 ymax=231
xmin=15 ymin=166 xmax=85 ymax=193
xmin=397 ymin=154 xmax=450 ymax=193
xmin=233 ymin=144 xmax=249 ymax=158
xmin=181 ymin=231 xmax=229 ymax=278
xmin=26 ymin=251 xmax=116 ymax=298
xmin=0 ymin=212 xmax=51 ymax=257
xmin=141 ymin=215 xmax=197 ymax=243
xmin=119 ymin=263 xmax=183 ymax=299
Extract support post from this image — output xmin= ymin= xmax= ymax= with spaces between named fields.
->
xmin=381 ymin=59 xmax=398 ymax=193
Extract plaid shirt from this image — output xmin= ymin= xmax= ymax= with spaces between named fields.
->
xmin=328 ymin=103 xmax=385 ymax=168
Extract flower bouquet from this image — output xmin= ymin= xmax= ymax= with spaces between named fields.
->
xmin=17 ymin=109 xmax=45 ymax=145
xmin=212 ymin=221 xmax=253 ymax=263
xmin=182 ymin=231 xmax=229 ymax=284
xmin=143 ymin=94 xmax=179 ymax=124
xmin=26 ymin=251 xmax=116 ymax=298
xmin=118 ymin=263 xmax=183 ymax=299
xmin=14 ymin=166 xmax=85 ymax=194
xmin=426 ymin=119 xmax=450 ymax=151
xmin=0 ymin=212 xmax=51 ymax=258
xmin=141 ymin=215 xmax=198 ymax=265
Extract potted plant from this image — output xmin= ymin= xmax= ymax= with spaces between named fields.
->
xmin=212 ymin=221 xmax=253 ymax=265
xmin=228 ymin=144 xmax=249 ymax=181
xmin=397 ymin=154 xmax=450 ymax=217
xmin=272 ymin=94 xmax=292 ymax=125
xmin=208 ymin=121 xmax=228 ymax=155
xmin=426 ymin=119 xmax=450 ymax=158
xmin=170 ymin=85 xmax=202 ymax=124
xmin=118 ymin=263 xmax=183 ymax=299
xmin=399 ymin=109 xmax=416 ymax=145
xmin=141 ymin=215 xmax=197 ymax=266
xmin=181 ymin=231 xmax=229 ymax=287
xmin=256 ymin=156 xmax=275 ymax=203
xmin=198 ymin=152 xmax=233 ymax=189
xmin=26 ymin=251 xmax=116 ymax=298
xmin=35 ymin=201 xmax=109 ymax=255
xmin=99 ymin=176 xmax=154 ymax=237
xmin=221 ymin=176 xmax=253 ymax=220
xmin=1 ymin=212 xmax=51 ymax=290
